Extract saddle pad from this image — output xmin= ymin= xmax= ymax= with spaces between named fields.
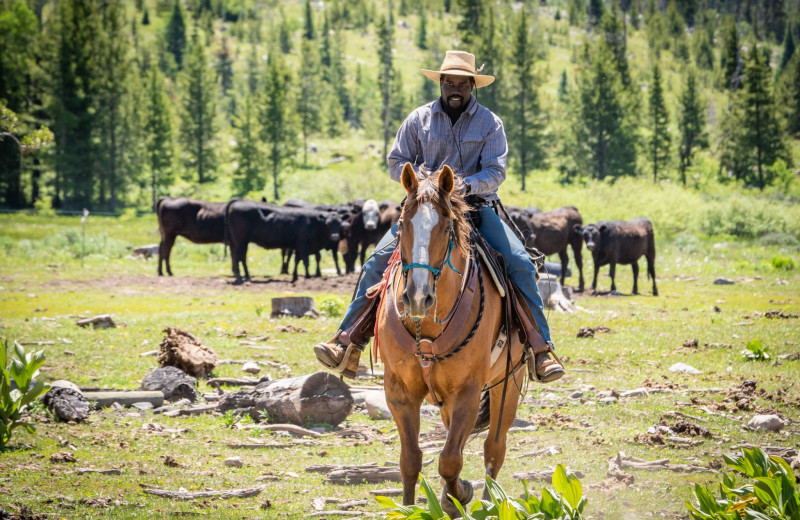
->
xmin=471 ymin=232 xmax=506 ymax=298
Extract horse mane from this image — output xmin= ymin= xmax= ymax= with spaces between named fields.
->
xmin=403 ymin=171 xmax=472 ymax=257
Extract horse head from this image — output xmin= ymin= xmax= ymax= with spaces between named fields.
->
xmin=397 ymin=162 xmax=470 ymax=319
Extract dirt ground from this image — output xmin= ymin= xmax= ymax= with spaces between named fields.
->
xmin=39 ymin=271 xmax=364 ymax=295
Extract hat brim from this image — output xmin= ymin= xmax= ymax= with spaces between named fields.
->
xmin=421 ymin=69 xmax=495 ymax=88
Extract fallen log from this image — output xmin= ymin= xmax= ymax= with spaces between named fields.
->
xmin=237 ymin=423 xmax=323 ymax=438
xmin=608 ymin=451 xmax=714 ymax=474
xmin=76 ymin=314 xmax=116 ymax=329
xmin=218 ymin=372 xmax=353 ymax=427
xmin=324 ymin=466 xmax=402 ymax=484
xmin=307 ymin=463 xmax=379 ymax=474
xmin=512 ymin=468 xmax=585 ymax=482
xmin=83 ymin=391 xmax=164 ymax=409
xmin=76 ymin=468 xmax=121 ymax=475
xmin=140 ymin=485 xmax=264 ymax=500
xmin=206 ymin=376 xmax=269 ymax=388
xmin=42 ymin=386 xmax=90 ymax=422
xmin=162 ymin=403 xmax=218 ymax=417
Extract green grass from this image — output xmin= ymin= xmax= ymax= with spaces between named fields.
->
xmin=0 ymin=207 xmax=799 ymax=519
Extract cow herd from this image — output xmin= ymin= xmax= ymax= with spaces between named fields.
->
xmin=155 ymin=196 xmax=657 ymax=296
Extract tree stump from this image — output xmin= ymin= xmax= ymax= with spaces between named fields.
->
xmin=536 ymin=273 xmax=574 ymax=312
xmin=140 ymin=366 xmax=198 ymax=402
xmin=218 ymin=372 xmax=353 ymax=427
xmin=157 ymin=327 xmax=218 ymax=378
xmin=42 ymin=387 xmax=90 ymax=422
xmin=271 ymin=297 xmax=319 ymax=318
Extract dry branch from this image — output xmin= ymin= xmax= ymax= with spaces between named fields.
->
xmin=324 ymin=466 xmax=402 ymax=484
xmin=608 ymin=452 xmax=714 ymax=474
xmin=237 ymin=423 xmax=323 ymax=438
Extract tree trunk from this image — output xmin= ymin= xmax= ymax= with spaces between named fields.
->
xmin=218 ymin=371 xmax=353 ymax=427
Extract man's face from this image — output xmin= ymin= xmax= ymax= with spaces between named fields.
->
xmin=441 ymin=74 xmax=473 ymax=110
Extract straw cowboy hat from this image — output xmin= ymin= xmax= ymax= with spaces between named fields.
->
xmin=421 ymin=51 xmax=495 ymax=88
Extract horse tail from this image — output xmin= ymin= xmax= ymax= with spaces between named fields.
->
xmin=472 ymin=390 xmax=491 ymax=434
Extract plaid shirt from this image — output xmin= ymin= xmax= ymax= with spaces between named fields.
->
xmin=387 ymin=95 xmax=508 ymax=201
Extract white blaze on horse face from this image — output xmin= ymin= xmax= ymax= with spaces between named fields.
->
xmin=410 ymin=202 xmax=439 ymax=297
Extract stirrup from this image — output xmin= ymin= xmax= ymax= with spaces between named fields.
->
xmin=314 ymin=341 xmax=363 ymax=380
xmin=526 ymin=342 xmax=565 ymax=383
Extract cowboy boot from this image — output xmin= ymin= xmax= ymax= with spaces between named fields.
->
xmin=314 ymin=332 xmax=364 ymax=380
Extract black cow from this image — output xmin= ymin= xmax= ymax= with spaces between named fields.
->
xmin=281 ymin=198 xmax=354 ymax=276
xmin=577 ymin=218 xmax=657 ymax=296
xmin=343 ymin=199 xmax=400 ymax=274
xmin=155 ymin=197 xmax=229 ymax=276
xmin=226 ymin=200 xmax=343 ymax=283
xmin=528 ymin=206 xmax=585 ymax=292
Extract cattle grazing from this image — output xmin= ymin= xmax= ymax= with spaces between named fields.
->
xmin=282 ymin=198 xmax=354 ymax=276
xmin=342 ymin=199 xmax=399 ymax=274
xmin=155 ymin=197 xmax=228 ymax=276
xmin=226 ymin=200 xmax=343 ymax=283
xmin=526 ymin=206 xmax=585 ymax=292
xmin=577 ymin=218 xmax=657 ymax=296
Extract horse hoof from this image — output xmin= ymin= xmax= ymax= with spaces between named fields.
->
xmin=441 ymin=479 xmax=473 ymax=518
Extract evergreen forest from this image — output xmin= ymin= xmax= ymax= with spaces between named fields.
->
xmin=1 ymin=0 xmax=799 ymax=212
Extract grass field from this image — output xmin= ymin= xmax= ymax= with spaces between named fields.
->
xmin=0 ymin=188 xmax=799 ymax=519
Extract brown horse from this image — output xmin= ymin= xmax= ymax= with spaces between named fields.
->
xmin=375 ymin=163 xmax=527 ymax=516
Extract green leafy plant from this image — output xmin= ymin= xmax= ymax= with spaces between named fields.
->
xmin=221 ymin=409 xmax=239 ymax=428
xmin=255 ymin=304 xmax=266 ymax=317
xmin=1 ymin=338 xmax=49 ymax=450
xmin=317 ymin=296 xmax=345 ymax=317
xmin=771 ymin=255 xmax=795 ymax=271
xmin=742 ymin=339 xmax=771 ymax=361
xmin=686 ymin=447 xmax=800 ymax=519
xmin=376 ymin=464 xmax=587 ymax=520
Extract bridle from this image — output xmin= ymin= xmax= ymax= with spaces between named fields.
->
xmin=401 ymin=226 xmax=463 ymax=278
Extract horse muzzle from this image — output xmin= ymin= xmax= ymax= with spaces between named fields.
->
xmin=402 ymin=284 xmax=435 ymax=319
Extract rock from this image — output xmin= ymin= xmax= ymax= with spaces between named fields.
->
xmin=714 ymin=278 xmax=735 ymax=285
xmin=364 ymin=391 xmax=392 ymax=420
xmin=668 ymin=362 xmax=702 ymax=374
xmin=569 ymin=391 xmax=584 ymax=399
xmin=42 ymin=387 xmax=90 ymax=422
xmin=49 ymin=380 xmax=82 ymax=394
xmin=76 ymin=314 xmax=116 ymax=329
xmin=599 ymin=397 xmax=618 ymax=405
xmin=543 ymin=392 xmax=559 ymax=401
xmin=747 ymin=414 xmax=786 ymax=432
xmin=140 ymin=366 xmax=199 ymax=402
xmin=621 ymin=388 xmax=650 ymax=398
xmin=132 ymin=402 xmax=154 ymax=410
xmin=224 ymin=457 xmax=244 ymax=468
xmin=242 ymin=362 xmax=261 ymax=375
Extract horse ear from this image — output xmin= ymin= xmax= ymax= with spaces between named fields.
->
xmin=401 ymin=162 xmax=418 ymax=194
xmin=439 ymin=165 xmax=455 ymax=195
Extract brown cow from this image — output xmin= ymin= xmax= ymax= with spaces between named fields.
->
xmin=577 ymin=218 xmax=657 ymax=296
xmin=527 ymin=206 xmax=585 ymax=292
xmin=156 ymin=197 xmax=229 ymax=276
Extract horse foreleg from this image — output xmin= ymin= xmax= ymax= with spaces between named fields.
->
xmin=385 ymin=375 xmax=426 ymax=506
xmin=483 ymin=368 xmax=525 ymax=486
xmin=439 ymin=388 xmax=481 ymax=516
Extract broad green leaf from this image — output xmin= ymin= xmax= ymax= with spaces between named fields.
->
xmin=418 ymin=475 xmax=446 ymax=520
xmin=552 ymin=464 xmax=582 ymax=509
xmin=539 ymin=488 xmax=561 ymax=517
xmin=754 ymin=477 xmax=782 ymax=510
xmin=375 ymin=495 xmax=403 ymax=509
xmin=485 ymin=476 xmax=511 ymax=503
xmin=452 ymin=495 xmax=474 ymax=520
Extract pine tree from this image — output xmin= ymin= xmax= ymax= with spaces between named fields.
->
xmin=304 ymin=0 xmax=315 ymax=40
xmin=416 ymin=6 xmax=427 ymax=50
xmin=677 ymin=69 xmax=707 ymax=185
xmin=647 ymin=63 xmax=670 ymax=183
xmin=721 ymin=20 xmax=742 ymax=91
xmin=0 ymin=0 xmax=38 ymax=208
xmin=376 ymin=14 xmax=393 ymax=165
xmin=47 ymin=0 xmax=102 ymax=209
xmin=145 ymin=67 xmax=173 ymax=208
xmin=216 ymin=36 xmax=234 ymax=96
xmin=457 ymin=0 xmax=483 ymax=45
xmin=142 ymin=7 xmax=149 ymax=25
xmin=297 ymin=38 xmax=323 ymax=166
xmin=260 ymin=53 xmax=296 ymax=201
xmin=231 ymin=88 xmax=261 ymax=196
xmin=740 ymin=44 xmax=788 ymax=190
xmin=786 ymin=54 xmax=800 ymax=135
xmin=569 ymin=41 xmax=637 ymax=180
xmin=588 ymin=0 xmax=604 ymax=27
xmin=778 ymin=23 xmax=795 ymax=76
xmin=165 ymin=0 xmax=187 ymax=70
xmin=279 ymin=10 xmax=292 ymax=54
xmin=601 ymin=3 xmax=631 ymax=88
xmin=568 ymin=0 xmax=585 ymax=27
xmin=478 ymin=5 xmax=502 ymax=114
xmin=179 ymin=33 xmax=217 ymax=183
xmin=320 ymin=13 xmax=332 ymax=68
xmin=558 ymin=69 xmax=569 ymax=102
xmin=95 ymin=1 xmax=132 ymax=211
xmin=507 ymin=8 xmax=546 ymax=191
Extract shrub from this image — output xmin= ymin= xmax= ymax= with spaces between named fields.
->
xmin=771 ymin=255 xmax=796 ymax=271
xmin=686 ymin=447 xmax=799 ymax=519
xmin=32 ymin=197 xmax=55 ymax=217
xmin=377 ymin=465 xmax=587 ymax=520
xmin=759 ymin=233 xmax=800 ymax=248
xmin=742 ymin=339 xmax=770 ymax=361
xmin=317 ymin=296 xmax=345 ymax=318
xmin=1 ymin=338 xmax=49 ymax=450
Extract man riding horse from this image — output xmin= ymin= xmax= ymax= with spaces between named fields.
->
xmin=314 ymin=50 xmax=564 ymax=384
